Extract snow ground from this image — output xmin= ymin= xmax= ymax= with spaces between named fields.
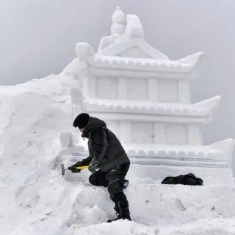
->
xmin=0 ymin=72 xmax=235 ymax=235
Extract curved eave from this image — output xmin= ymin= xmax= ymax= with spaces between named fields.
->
xmin=124 ymin=143 xmax=224 ymax=161
xmin=82 ymin=99 xmax=210 ymax=118
xmin=194 ymin=96 xmax=221 ymax=112
xmin=86 ymin=52 xmax=202 ymax=73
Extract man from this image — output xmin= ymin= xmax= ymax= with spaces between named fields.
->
xmin=69 ymin=113 xmax=131 ymax=222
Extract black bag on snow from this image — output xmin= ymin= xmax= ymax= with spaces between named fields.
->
xmin=161 ymin=173 xmax=203 ymax=186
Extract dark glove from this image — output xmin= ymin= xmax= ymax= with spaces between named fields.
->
xmin=68 ymin=161 xmax=82 ymax=173
xmin=88 ymin=158 xmax=100 ymax=173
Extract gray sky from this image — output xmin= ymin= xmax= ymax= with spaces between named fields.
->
xmin=0 ymin=0 xmax=235 ymax=146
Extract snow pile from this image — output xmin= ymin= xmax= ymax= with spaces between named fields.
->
xmin=0 ymin=74 xmax=79 ymax=234
xmin=0 ymin=64 xmax=235 ymax=235
xmin=0 ymin=75 xmax=77 ymax=186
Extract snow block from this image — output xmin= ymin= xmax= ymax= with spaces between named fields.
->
xmin=60 ymin=131 xmax=73 ymax=148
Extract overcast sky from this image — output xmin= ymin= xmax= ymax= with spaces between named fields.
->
xmin=0 ymin=0 xmax=235 ymax=145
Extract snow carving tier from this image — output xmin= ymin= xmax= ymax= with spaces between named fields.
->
xmin=74 ymin=7 xmax=235 ymax=170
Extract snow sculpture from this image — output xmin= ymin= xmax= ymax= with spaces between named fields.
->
xmin=111 ymin=6 xmax=126 ymax=35
xmin=73 ymin=7 xmax=235 ymax=179
xmin=60 ymin=131 xmax=73 ymax=148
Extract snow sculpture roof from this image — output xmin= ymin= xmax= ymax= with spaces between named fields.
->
xmin=124 ymin=14 xmax=144 ymax=38
xmin=87 ymin=52 xmax=202 ymax=72
xmin=125 ymin=143 xmax=224 ymax=161
xmin=98 ymin=38 xmax=169 ymax=59
xmin=82 ymin=98 xmax=212 ymax=117
xmin=76 ymin=7 xmax=203 ymax=73
xmin=194 ymin=96 xmax=221 ymax=111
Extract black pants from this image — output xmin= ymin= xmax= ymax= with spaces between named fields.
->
xmin=89 ymin=163 xmax=130 ymax=200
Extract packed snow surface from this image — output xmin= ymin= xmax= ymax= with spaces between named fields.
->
xmin=0 ymin=72 xmax=235 ymax=235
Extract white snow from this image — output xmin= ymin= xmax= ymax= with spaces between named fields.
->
xmin=0 ymin=69 xmax=235 ymax=235
xmin=1 ymin=7 xmax=235 ymax=235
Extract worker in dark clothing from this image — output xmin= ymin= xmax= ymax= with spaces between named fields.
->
xmin=69 ymin=113 xmax=131 ymax=222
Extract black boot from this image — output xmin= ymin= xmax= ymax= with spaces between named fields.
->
xmin=107 ymin=193 xmax=131 ymax=222
xmin=114 ymin=203 xmax=119 ymax=215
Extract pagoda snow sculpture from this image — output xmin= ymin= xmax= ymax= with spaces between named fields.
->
xmin=70 ymin=7 xmax=234 ymax=181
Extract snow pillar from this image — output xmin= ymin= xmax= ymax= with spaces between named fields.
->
xmin=148 ymin=78 xmax=158 ymax=101
xmin=119 ymin=120 xmax=131 ymax=143
xmin=88 ymin=75 xmax=96 ymax=98
xmin=178 ymin=80 xmax=190 ymax=103
xmin=153 ymin=122 xmax=165 ymax=144
xmin=82 ymin=72 xmax=89 ymax=97
xmin=118 ymin=77 xmax=128 ymax=99
xmin=188 ymin=124 xmax=202 ymax=145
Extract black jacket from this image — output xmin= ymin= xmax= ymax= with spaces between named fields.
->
xmin=81 ymin=117 xmax=130 ymax=172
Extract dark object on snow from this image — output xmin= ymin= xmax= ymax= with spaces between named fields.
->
xmin=161 ymin=173 xmax=203 ymax=186
xmin=67 ymin=159 xmax=90 ymax=173
xmin=68 ymin=161 xmax=82 ymax=173
xmin=107 ymin=192 xmax=131 ymax=222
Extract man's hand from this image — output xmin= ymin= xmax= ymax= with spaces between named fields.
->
xmin=68 ymin=161 xmax=82 ymax=173
xmin=88 ymin=158 xmax=100 ymax=173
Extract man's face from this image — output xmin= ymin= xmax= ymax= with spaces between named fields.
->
xmin=79 ymin=127 xmax=85 ymax=133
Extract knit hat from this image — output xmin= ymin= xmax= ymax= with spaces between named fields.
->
xmin=73 ymin=113 xmax=90 ymax=128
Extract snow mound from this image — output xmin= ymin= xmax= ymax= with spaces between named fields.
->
xmin=0 ymin=74 xmax=79 ymax=187
xmin=0 ymin=66 xmax=235 ymax=234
